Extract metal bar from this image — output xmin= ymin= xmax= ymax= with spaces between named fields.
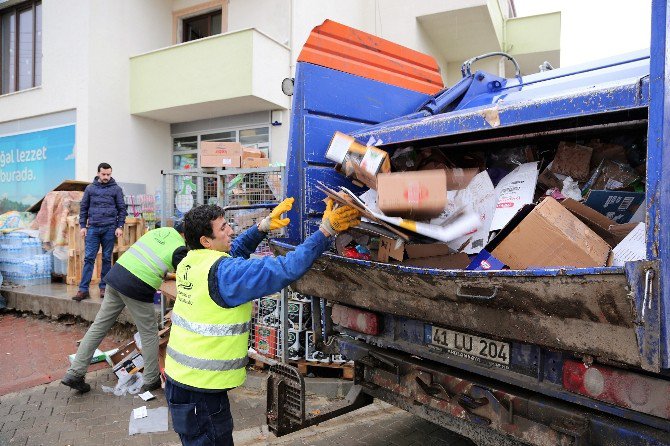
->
xmin=647 ymin=0 xmax=670 ymax=368
xmin=279 ymin=288 xmax=288 ymax=363
xmin=161 ymin=173 xmax=167 ymax=227
xmin=430 ymin=119 xmax=648 ymax=150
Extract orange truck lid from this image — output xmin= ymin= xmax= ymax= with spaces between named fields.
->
xmin=298 ymin=20 xmax=444 ymax=95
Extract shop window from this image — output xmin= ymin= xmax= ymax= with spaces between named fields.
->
xmin=0 ymin=0 xmax=42 ymax=95
xmin=183 ymin=9 xmax=222 ymax=43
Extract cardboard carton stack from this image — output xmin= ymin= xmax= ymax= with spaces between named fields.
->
xmin=200 ymin=142 xmax=270 ymax=169
xmin=324 ymin=131 xmax=648 ymax=270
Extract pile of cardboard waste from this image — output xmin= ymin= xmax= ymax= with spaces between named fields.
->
xmin=324 ymin=132 xmax=647 ymax=270
xmin=200 ymin=141 xmax=270 ymax=169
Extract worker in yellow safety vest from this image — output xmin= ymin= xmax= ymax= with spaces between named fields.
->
xmin=62 ymin=222 xmax=187 ymax=394
xmin=165 ymin=198 xmax=360 ymax=446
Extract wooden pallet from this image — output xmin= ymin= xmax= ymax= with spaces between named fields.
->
xmin=295 ymin=359 xmax=354 ymax=380
xmin=65 ymin=216 xmax=144 ymax=285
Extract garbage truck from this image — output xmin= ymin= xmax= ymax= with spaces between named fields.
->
xmin=266 ymin=4 xmax=670 ymax=445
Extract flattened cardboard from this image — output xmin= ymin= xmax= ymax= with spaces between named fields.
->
xmin=402 ymin=253 xmax=470 ymax=269
xmin=551 ymin=142 xmax=593 ymax=181
xmin=583 ymin=190 xmax=645 ymax=223
xmin=491 ymin=197 xmax=610 ymax=269
xmin=608 ymin=222 xmax=638 ymax=245
xmin=377 ymin=170 xmax=447 ymax=219
xmin=561 ymin=198 xmax=619 ymax=247
xmin=405 ymin=243 xmax=453 ymax=259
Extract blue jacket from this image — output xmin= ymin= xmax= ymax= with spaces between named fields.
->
xmin=206 ymin=225 xmax=330 ymax=308
xmin=79 ymin=177 xmax=128 ymax=228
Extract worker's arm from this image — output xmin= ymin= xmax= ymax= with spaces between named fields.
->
xmin=208 ymin=230 xmax=330 ymax=308
xmin=228 ymin=225 xmax=267 ymax=259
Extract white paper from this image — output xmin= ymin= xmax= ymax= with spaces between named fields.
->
xmin=139 ymin=391 xmax=155 ymax=401
xmin=442 ymin=171 xmax=496 ymax=254
xmin=325 ymin=133 xmax=352 ymax=164
xmin=360 ymin=148 xmax=385 ymax=175
xmin=612 ymin=222 xmax=645 ymax=266
xmin=490 ymin=162 xmax=539 ymax=231
xmin=133 ymin=406 xmax=148 ymax=419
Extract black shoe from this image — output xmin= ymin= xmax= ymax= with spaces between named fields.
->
xmin=140 ymin=380 xmax=161 ymax=393
xmin=61 ymin=374 xmax=91 ymax=393
xmin=72 ymin=291 xmax=90 ymax=302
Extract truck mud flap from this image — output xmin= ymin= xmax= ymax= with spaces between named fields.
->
xmin=274 ymin=245 xmax=661 ymax=372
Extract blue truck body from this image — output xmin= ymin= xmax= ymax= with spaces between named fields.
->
xmin=275 ymin=3 xmax=670 ymax=444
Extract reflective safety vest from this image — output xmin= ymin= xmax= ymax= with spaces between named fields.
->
xmin=116 ymin=227 xmax=184 ymax=289
xmin=165 ymin=249 xmax=252 ymax=390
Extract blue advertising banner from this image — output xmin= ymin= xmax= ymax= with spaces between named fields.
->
xmin=0 ymin=125 xmax=75 ymax=212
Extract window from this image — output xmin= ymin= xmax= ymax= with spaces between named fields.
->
xmin=0 ymin=1 xmax=42 ymax=94
xmin=183 ymin=9 xmax=222 ymax=43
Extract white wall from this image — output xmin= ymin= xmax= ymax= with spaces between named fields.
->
xmin=86 ymin=0 xmax=173 ymax=194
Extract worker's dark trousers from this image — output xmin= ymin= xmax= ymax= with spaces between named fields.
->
xmin=166 ymin=379 xmax=234 ymax=446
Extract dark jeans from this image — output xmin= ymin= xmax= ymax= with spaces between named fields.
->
xmin=79 ymin=225 xmax=116 ymax=292
xmin=166 ymin=380 xmax=234 ymax=446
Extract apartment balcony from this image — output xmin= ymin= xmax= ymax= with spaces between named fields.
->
xmin=130 ymin=29 xmax=290 ymax=123
xmin=416 ymin=0 xmax=561 ymax=84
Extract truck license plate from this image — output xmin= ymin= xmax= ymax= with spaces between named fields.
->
xmin=430 ymin=326 xmax=510 ymax=366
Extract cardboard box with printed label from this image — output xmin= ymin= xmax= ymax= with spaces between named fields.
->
xmin=490 ymin=197 xmax=610 ymax=269
xmin=288 ymin=299 xmax=311 ymax=331
xmin=242 ymin=147 xmax=264 ymax=159
xmin=241 ymin=157 xmax=270 ymax=168
xmin=377 ymin=170 xmax=447 ymax=219
xmin=200 ymin=142 xmax=243 ymax=168
xmin=327 ymin=131 xmax=391 ymax=189
xmin=254 ymin=324 xmax=278 ymax=357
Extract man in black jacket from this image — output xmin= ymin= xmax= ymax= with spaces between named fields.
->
xmin=73 ymin=163 xmax=127 ymax=301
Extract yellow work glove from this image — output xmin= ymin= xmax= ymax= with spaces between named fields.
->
xmin=258 ymin=197 xmax=294 ymax=232
xmin=319 ymin=199 xmax=361 ymax=236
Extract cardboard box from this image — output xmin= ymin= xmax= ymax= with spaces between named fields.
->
xmin=491 ymin=197 xmax=610 ymax=269
xmin=254 ymin=324 xmax=278 ymax=357
xmin=112 ymin=352 xmax=144 ymax=379
xmin=583 ymin=190 xmax=644 ymax=223
xmin=278 ymin=328 xmax=305 ymax=360
xmin=561 ymin=198 xmax=620 ymax=247
xmin=402 ymin=253 xmax=470 ymax=269
xmin=242 ymin=147 xmax=264 ymax=159
xmin=200 ymin=141 xmax=243 ymax=168
xmin=551 ymin=142 xmax=593 ymax=181
xmin=241 ymin=157 xmax=270 ymax=168
xmin=68 ymin=348 xmax=108 ymax=366
xmin=611 ymin=222 xmax=645 ymax=266
xmin=583 ymin=160 xmax=639 ymax=192
xmin=327 ymin=131 xmax=391 ymax=188
xmin=405 ymin=243 xmax=453 ymax=259
xmin=466 ymin=250 xmax=505 ymax=271
xmin=377 ymin=170 xmax=447 ymax=219
xmin=258 ymin=295 xmax=281 ymax=326
xmin=287 ymin=299 xmax=311 ymax=331
xmin=110 ymin=340 xmax=141 ymax=366
xmin=377 ymin=236 xmax=405 ymax=262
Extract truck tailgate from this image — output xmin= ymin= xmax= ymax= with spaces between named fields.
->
xmin=274 ymin=245 xmax=659 ymax=371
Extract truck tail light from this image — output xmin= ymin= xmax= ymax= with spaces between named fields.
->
xmin=331 ymin=304 xmax=380 ymax=335
xmin=562 ymin=360 xmax=670 ymax=419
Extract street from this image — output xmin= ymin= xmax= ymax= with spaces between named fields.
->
xmin=0 ymin=313 xmax=474 ymax=446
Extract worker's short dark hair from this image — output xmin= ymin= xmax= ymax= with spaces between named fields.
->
xmin=184 ymin=205 xmax=226 ymax=249
xmin=97 ymin=162 xmax=112 ymax=172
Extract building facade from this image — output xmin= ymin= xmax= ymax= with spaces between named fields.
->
xmin=0 ymin=0 xmax=560 ymax=212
